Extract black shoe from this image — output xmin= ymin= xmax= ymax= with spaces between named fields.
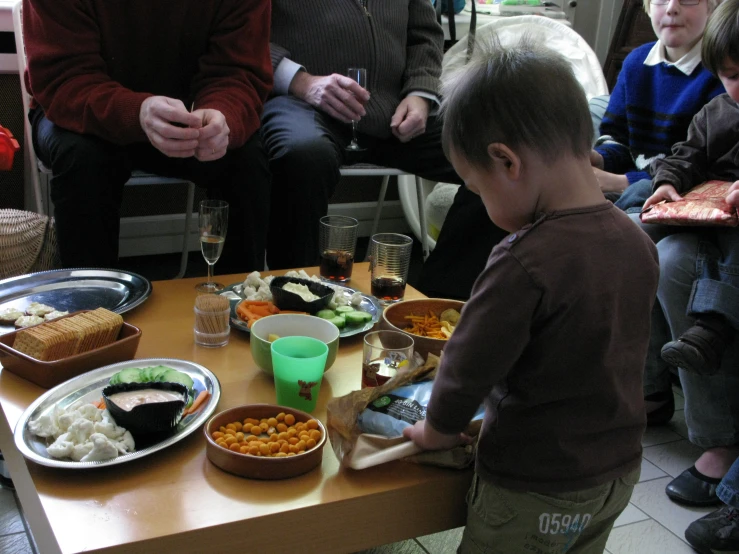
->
xmin=666 ymin=466 xmax=722 ymax=507
xmin=685 ymin=505 xmax=739 ymax=554
xmin=661 ymin=319 xmax=733 ymax=376
xmin=645 ymin=391 xmax=675 ymax=426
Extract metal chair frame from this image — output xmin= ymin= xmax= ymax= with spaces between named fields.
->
xmin=12 ymin=2 xmax=195 ymax=279
xmin=339 ymin=164 xmax=430 ymax=260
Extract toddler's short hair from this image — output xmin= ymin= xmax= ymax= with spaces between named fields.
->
xmin=643 ymin=0 xmax=720 ymax=14
xmin=702 ymin=0 xmax=739 ymax=75
xmin=441 ymin=35 xmax=592 ymax=169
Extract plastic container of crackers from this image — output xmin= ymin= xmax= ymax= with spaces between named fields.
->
xmin=0 ymin=308 xmax=141 ymax=388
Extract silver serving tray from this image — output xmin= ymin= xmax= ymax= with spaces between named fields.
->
xmin=222 ymin=281 xmax=381 ymax=338
xmin=14 ymin=358 xmax=220 ymax=469
xmin=0 ymin=268 xmax=151 ymax=335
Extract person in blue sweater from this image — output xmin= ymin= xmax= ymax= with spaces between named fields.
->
xmin=417 ymin=0 xmax=723 ymax=302
xmin=590 ymin=0 xmax=724 ymax=212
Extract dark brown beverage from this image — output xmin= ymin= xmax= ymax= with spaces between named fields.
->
xmin=320 ymin=249 xmax=354 ymax=282
xmin=371 ymin=276 xmax=406 ymax=302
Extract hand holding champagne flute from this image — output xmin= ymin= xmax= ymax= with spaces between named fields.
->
xmin=346 ymin=68 xmax=367 ymax=151
xmin=196 ymin=199 xmax=229 ymax=293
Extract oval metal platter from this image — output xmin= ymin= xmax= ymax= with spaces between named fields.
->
xmin=221 ymin=280 xmax=381 ymax=338
xmin=0 ymin=268 xmax=152 ymax=336
xmin=14 ymin=358 xmax=220 ymax=469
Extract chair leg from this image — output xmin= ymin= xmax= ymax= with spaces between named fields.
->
xmin=415 ymin=176 xmax=429 ymax=261
xmin=366 ymin=175 xmax=390 ymax=261
xmin=175 ymin=181 xmax=195 ymax=279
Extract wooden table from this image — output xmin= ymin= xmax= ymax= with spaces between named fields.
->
xmin=0 ymin=264 xmax=471 ymax=554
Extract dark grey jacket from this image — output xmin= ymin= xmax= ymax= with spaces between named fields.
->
xmin=270 ymin=0 xmax=444 ymax=138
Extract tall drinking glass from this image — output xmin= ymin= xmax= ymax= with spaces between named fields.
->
xmin=346 ymin=68 xmax=367 ymax=152
xmin=369 ymin=233 xmax=414 ymax=304
xmin=195 ymin=199 xmax=229 ymax=293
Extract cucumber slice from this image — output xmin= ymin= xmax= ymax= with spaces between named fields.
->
xmin=329 ymin=315 xmax=346 ymax=329
xmin=335 ymin=306 xmax=355 ymax=314
xmin=160 ymin=368 xmax=195 ymax=391
xmin=345 ymin=311 xmax=369 ymax=325
xmin=316 ymin=309 xmax=336 ymax=320
xmin=150 ymin=365 xmax=173 ymax=382
xmin=115 ymin=367 xmax=144 ymax=384
xmin=357 ymin=310 xmax=373 ymax=322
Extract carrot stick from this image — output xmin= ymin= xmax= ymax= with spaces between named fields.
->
xmin=183 ymin=390 xmax=210 ymax=416
xmin=240 ymin=300 xmax=270 ymax=306
xmin=249 ymin=305 xmax=272 ymax=317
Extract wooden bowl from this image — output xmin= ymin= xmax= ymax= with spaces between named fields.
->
xmin=379 ymin=298 xmax=465 ymax=362
xmin=204 ymin=404 xmax=327 ymax=480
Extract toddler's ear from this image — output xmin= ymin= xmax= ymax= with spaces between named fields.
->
xmin=487 ymin=143 xmax=521 ymax=178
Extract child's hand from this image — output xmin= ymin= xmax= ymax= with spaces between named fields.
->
xmin=402 ymin=420 xmax=471 ymax=451
xmin=590 ymin=149 xmax=604 ymax=169
xmin=726 ymin=181 xmax=739 ymax=208
xmin=643 ymin=184 xmax=681 ymax=210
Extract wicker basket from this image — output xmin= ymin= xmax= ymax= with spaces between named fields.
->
xmin=0 ymin=209 xmax=59 ymax=280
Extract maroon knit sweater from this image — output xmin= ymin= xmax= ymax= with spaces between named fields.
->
xmin=23 ymin=0 xmax=273 ymax=148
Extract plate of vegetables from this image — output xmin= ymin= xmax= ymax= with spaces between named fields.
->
xmin=14 ymin=358 xmax=220 ymax=468
xmin=221 ymin=271 xmax=381 ymax=338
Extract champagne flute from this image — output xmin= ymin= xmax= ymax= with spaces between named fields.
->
xmin=346 ymin=67 xmax=367 ymax=152
xmin=195 ymin=199 xmax=229 ymax=293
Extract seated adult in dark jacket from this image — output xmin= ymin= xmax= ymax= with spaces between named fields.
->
xmin=24 ymin=0 xmax=273 ymax=272
xmin=263 ymin=0 xmax=486 ymax=270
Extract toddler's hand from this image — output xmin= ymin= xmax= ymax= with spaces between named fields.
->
xmin=402 ymin=420 xmax=471 ymax=451
xmin=726 ymin=181 xmax=739 ymax=208
xmin=643 ymin=184 xmax=681 ymax=210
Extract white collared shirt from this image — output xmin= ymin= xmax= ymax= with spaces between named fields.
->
xmin=644 ymin=40 xmax=703 ymax=75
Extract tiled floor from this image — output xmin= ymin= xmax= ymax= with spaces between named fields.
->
xmin=0 ymin=386 xmax=715 ymax=553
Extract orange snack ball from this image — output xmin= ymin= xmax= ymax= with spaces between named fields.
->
xmin=214 ymin=415 xmax=322 ymax=458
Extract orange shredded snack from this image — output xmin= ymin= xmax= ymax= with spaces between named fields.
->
xmin=404 ymin=312 xmax=448 ymax=339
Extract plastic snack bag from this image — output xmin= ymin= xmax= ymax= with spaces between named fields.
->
xmin=327 ymin=353 xmax=482 ymax=470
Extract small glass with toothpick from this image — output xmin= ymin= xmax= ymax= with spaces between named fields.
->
xmin=194 ymin=294 xmax=231 ymax=347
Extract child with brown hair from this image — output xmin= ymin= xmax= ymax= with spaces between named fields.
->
xmin=403 ymin=36 xmax=660 ymax=553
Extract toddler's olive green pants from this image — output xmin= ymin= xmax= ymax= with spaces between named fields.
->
xmin=458 ymin=467 xmax=640 ymax=554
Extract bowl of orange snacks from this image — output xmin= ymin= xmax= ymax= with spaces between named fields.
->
xmin=379 ymin=298 xmax=465 ymax=363
xmin=204 ymin=404 xmax=327 ymax=480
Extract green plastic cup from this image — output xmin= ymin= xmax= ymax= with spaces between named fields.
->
xmin=271 ymin=336 xmax=329 ymax=413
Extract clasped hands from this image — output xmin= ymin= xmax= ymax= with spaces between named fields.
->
xmin=290 ymin=72 xmax=430 ymax=143
xmin=139 ymin=96 xmax=229 ymax=161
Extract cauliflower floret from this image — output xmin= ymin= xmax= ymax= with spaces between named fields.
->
xmin=75 ymin=403 xmax=103 ymax=423
xmin=66 ymin=418 xmax=94 ymax=445
xmin=242 ymin=285 xmax=257 ymax=298
xmin=27 ymin=412 xmax=59 ymax=438
xmin=116 ymin=431 xmax=135 ymax=454
xmin=94 ymin=417 xmax=127 ymax=440
xmin=46 ymin=435 xmax=74 ymax=459
xmin=70 ymin=442 xmax=95 ymax=462
xmin=80 ymin=434 xmax=119 ymax=462
xmin=350 ymin=291 xmax=363 ymax=306
xmin=263 ymin=275 xmax=275 ymax=285
xmin=252 ymin=287 xmax=273 ymax=302
xmin=244 ymin=271 xmax=265 ymax=289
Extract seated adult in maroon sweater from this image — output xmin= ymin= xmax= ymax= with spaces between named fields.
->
xmin=23 ymin=0 xmax=274 ymax=271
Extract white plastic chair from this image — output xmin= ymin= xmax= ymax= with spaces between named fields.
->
xmin=399 ymin=15 xmax=609 ymax=248
xmin=339 ymin=164 xmax=430 ymax=261
xmin=13 ymin=2 xmax=195 ymax=279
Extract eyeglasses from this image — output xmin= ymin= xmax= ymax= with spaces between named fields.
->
xmin=650 ymin=0 xmax=701 ymax=5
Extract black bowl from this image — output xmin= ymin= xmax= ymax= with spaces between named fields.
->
xmin=269 ymin=276 xmax=335 ymax=315
xmin=102 ymin=381 xmax=188 ymax=435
